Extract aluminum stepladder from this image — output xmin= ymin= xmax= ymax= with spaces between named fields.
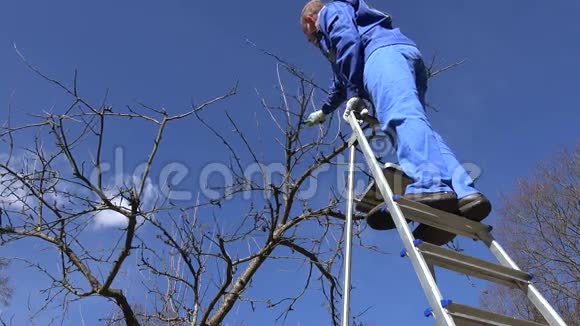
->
xmin=341 ymin=113 xmax=568 ymax=326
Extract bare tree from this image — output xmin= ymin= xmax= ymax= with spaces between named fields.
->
xmin=0 ymin=258 xmax=12 ymax=306
xmin=0 ymin=49 xmax=234 ymax=325
xmin=110 ymin=58 xmax=385 ymax=325
xmin=480 ymin=145 xmax=579 ymax=325
xmin=0 ymin=49 xmax=388 ymax=325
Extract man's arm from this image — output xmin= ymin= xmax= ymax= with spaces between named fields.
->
xmin=321 ymin=77 xmax=346 ymax=114
xmin=319 ymin=2 xmax=365 ymax=100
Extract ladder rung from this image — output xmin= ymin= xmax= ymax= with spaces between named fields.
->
xmin=445 ymin=302 xmax=547 ymax=326
xmin=416 ymin=242 xmax=532 ymax=288
xmin=394 ymin=197 xmax=492 ymax=240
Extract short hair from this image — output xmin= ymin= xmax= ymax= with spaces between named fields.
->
xmin=300 ymin=0 xmax=325 ymax=26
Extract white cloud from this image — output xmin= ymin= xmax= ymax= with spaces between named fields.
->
xmin=0 ymin=154 xmax=32 ymax=212
xmin=1 ymin=152 xmax=161 ymax=230
xmin=0 ymin=180 xmax=28 ymax=211
xmin=1 ymin=152 xmax=72 ymax=213
xmin=93 ymin=197 xmax=131 ymax=229
xmin=92 ymin=175 xmax=160 ymax=230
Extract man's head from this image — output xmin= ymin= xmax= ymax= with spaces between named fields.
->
xmin=300 ymin=0 xmax=325 ymax=44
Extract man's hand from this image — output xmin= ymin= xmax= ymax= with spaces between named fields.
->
xmin=343 ymin=97 xmax=367 ymax=122
xmin=304 ymin=110 xmax=327 ymax=126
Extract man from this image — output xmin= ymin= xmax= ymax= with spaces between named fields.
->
xmin=300 ymin=0 xmax=491 ymax=244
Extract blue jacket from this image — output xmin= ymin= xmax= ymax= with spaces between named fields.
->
xmin=317 ymin=0 xmax=416 ymax=114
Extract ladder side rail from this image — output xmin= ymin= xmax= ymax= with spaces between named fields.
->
xmin=342 ymin=145 xmax=357 ymax=326
xmin=482 ymin=234 xmax=567 ymax=326
xmin=348 ymin=115 xmax=455 ymax=326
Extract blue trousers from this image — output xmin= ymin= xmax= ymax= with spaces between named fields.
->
xmin=363 ymin=44 xmax=478 ymax=198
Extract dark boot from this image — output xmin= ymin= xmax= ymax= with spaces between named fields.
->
xmin=412 ymin=192 xmax=492 ymax=246
xmin=366 ymin=203 xmax=414 ymax=230
xmin=458 ymin=192 xmax=492 ymax=221
xmin=403 ymin=191 xmax=458 ymax=212
xmin=404 ymin=191 xmax=458 ymax=245
xmin=367 ymin=191 xmax=457 ymax=231
xmin=412 ymin=223 xmax=456 ymax=246
xmin=366 ymin=204 xmax=397 ymax=230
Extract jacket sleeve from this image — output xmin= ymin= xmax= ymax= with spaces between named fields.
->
xmin=321 ymin=76 xmax=346 ymax=114
xmin=319 ymin=2 xmax=365 ymax=100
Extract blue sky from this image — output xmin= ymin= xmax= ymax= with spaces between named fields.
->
xmin=1 ymin=0 xmax=579 ymax=325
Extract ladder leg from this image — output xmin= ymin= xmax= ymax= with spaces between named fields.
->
xmin=347 ymin=115 xmax=456 ymax=326
xmin=342 ymin=144 xmax=356 ymax=326
xmin=483 ymin=236 xmax=567 ymax=326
